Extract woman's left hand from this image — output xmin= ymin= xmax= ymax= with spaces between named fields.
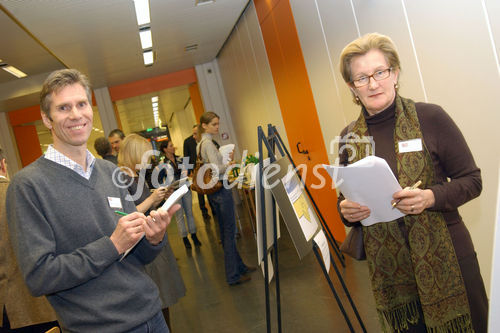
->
xmin=392 ymin=188 xmax=435 ymax=215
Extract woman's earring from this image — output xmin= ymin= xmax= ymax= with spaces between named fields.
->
xmin=355 ymin=95 xmax=360 ymax=103
xmin=394 ymin=82 xmax=399 ymax=90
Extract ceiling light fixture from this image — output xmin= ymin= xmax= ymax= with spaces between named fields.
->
xmin=143 ymin=50 xmax=154 ymax=66
xmin=151 ymin=96 xmax=158 ymax=103
xmin=185 ymin=44 xmax=198 ymax=52
xmin=195 ymin=0 xmax=215 ymax=6
xmin=139 ymin=27 xmax=153 ymax=49
xmin=0 ymin=64 xmax=27 ymax=78
xmin=133 ymin=0 xmax=150 ymax=26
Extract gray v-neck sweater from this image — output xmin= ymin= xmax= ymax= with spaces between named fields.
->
xmin=6 ymin=157 xmax=164 ymax=333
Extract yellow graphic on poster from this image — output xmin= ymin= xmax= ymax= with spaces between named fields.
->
xmin=281 ymin=170 xmax=319 ymax=241
xmin=293 ymin=194 xmax=311 ymax=222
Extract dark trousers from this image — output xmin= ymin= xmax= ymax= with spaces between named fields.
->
xmin=207 ymin=188 xmax=247 ymax=284
xmin=197 ymin=192 xmax=215 ymax=216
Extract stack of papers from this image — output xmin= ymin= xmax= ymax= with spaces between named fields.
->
xmin=323 ymin=156 xmax=405 ymax=226
xmin=219 ymin=144 xmax=235 ymax=164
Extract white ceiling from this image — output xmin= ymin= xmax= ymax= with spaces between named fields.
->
xmin=0 ymin=0 xmax=249 ymax=114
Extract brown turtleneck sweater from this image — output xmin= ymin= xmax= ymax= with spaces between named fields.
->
xmin=338 ymin=99 xmax=482 ymax=226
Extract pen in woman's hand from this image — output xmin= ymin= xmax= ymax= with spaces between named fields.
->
xmin=392 ymin=180 xmax=422 ymax=208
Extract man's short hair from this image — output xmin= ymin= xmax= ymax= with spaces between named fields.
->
xmin=192 ymin=124 xmax=198 ymax=128
xmin=94 ymin=137 xmax=112 ymax=157
xmin=0 ymin=146 xmax=5 ymax=162
xmin=40 ymin=69 xmax=92 ymax=117
xmin=108 ymin=129 xmax=125 ymax=139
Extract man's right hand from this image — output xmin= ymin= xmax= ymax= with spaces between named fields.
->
xmin=110 ymin=212 xmax=147 ymax=254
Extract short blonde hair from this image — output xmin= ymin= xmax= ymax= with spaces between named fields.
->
xmin=339 ymin=33 xmax=401 ymax=84
xmin=118 ymin=134 xmax=152 ymax=171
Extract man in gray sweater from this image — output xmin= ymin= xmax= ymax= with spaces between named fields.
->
xmin=6 ymin=69 xmax=179 ymax=333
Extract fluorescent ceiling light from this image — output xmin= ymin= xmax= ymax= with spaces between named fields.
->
xmin=143 ymin=50 xmax=154 ymax=66
xmin=195 ymin=0 xmax=215 ymax=6
xmin=1 ymin=65 xmax=27 ymax=78
xmin=152 ymin=102 xmax=158 ymax=108
xmin=139 ymin=28 xmax=153 ymax=49
xmin=151 ymin=96 xmax=158 ymax=102
xmin=133 ymin=0 xmax=150 ymax=26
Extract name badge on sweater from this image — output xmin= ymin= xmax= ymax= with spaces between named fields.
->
xmin=108 ymin=197 xmax=122 ymax=209
xmin=398 ymin=139 xmax=422 ymax=153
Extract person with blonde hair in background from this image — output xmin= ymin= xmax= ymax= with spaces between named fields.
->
xmin=0 ymin=147 xmax=58 ymax=331
xmin=337 ymin=33 xmax=487 ymax=332
xmin=119 ymin=133 xmax=186 ymax=330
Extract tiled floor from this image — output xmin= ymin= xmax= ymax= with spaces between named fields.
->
xmin=167 ymin=194 xmax=380 ymax=333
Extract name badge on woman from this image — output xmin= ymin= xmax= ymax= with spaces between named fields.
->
xmin=398 ymin=138 xmax=422 ymax=153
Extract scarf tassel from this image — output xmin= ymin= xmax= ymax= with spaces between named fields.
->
xmin=379 ymin=300 xmax=420 ymax=333
xmin=379 ymin=300 xmax=474 ymax=333
xmin=427 ymin=314 xmax=474 ymax=333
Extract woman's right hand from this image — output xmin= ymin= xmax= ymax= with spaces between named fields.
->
xmin=340 ymin=199 xmax=370 ymax=223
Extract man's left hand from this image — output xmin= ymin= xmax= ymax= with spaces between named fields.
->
xmin=143 ymin=204 xmax=181 ymax=245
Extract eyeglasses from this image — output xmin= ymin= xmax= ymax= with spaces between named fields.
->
xmin=351 ymin=68 xmax=392 ymax=88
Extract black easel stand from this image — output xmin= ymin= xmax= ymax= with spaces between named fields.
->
xmin=312 ymin=243 xmax=355 ymax=332
xmin=257 ymin=124 xmax=366 ymax=332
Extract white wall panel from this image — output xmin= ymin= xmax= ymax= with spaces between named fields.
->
xmin=404 ymin=0 xmax=500 ymax=292
xmin=484 ymin=0 xmax=500 ymax=71
xmin=217 ymin=2 xmax=288 ymax=159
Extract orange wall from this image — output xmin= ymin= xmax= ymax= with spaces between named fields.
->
xmin=189 ymin=82 xmax=205 ymax=121
xmin=254 ymin=0 xmax=345 ymax=240
xmin=108 ymin=68 xmax=198 ymax=101
xmin=12 ymin=125 xmax=42 ymax=167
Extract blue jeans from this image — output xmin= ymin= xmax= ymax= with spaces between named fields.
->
xmin=175 ymin=189 xmax=196 ymax=238
xmin=208 ymin=187 xmax=248 ymax=284
xmin=124 ymin=311 xmax=169 ymax=333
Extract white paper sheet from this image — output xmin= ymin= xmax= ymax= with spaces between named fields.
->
xmin=260 ymin=253 xmax=274 ymax=283
xmin=121 ymin=185 xmax=189 ymax=260
xmin=323 ymin=156 xmax=405 ymax=226
xmin=313 ymin=230 xmax=330 ymax=273
xmin=219 ymin=144 xmax=235 ymax=165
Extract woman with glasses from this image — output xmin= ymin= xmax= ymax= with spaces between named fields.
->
xmin=336 ymin=33 xmax=487 ymax=332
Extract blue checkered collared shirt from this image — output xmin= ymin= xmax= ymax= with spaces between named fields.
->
xmin=44 ymin=145 xmax=96 ymax=180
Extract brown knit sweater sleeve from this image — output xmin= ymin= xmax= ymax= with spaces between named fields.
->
xmin=416 ymin=103 xmax=482 ymax=211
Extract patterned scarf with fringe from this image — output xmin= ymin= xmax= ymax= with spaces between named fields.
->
xmin=346 ymin=95 xmax=472 ymax=332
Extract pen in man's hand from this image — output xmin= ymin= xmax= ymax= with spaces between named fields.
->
xmin=114 ymin=210 xmax=128 ymax=216
xmin=392 ymin=180 xmax=422 ymax=208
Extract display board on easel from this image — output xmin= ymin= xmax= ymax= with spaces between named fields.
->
xmin=265 ymin=156 xmax=321 ymax=259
